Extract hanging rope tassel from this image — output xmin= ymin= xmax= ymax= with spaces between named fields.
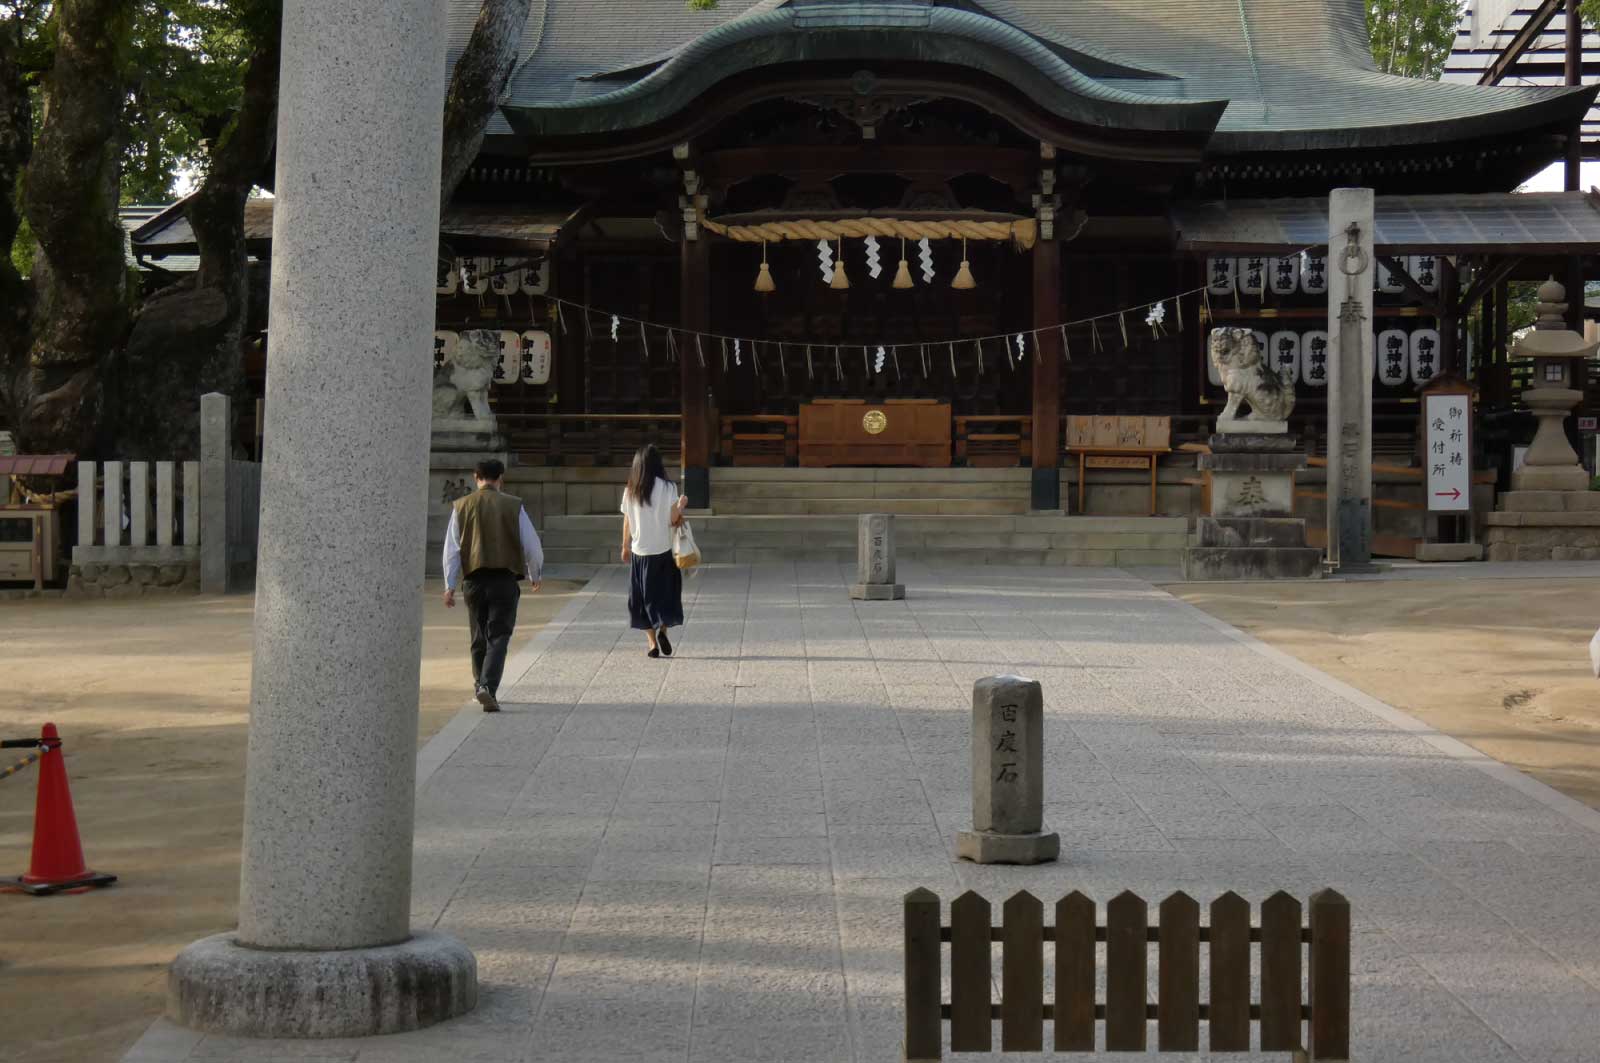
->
xmin=834 ymin=346 xmax=844 ymax=383
xmin=920 ymin=344 xmax=929 ymax=378
xmin=641 ymin=323 xmax=650 ymax=361
xmin=695 ymin=334 xmax=705 ymax=368
xmin=1091 ymin=318 xmax=1103 ymax=353
xmin=777 ymin=343 xmax=787 ymax=384
xmin=974 ymin=338 xmax=985 ymax=375
xmin=1119 ymin=311 xmax=1129 ymax=350
xmin=948 ymin=341 xmax=957 ymax=377
xmin=667 ymin=328 xmax=678 ymax=362
xmin=1060 ymin=324 xmax=1071 ymax=361
xmin=805 ymin=344 xmax=814 ymax=379
xmin=720 ymin=336 xmax=729 ymax=371
xmin=892 ymin=346 xmax=901 ymax=381
xmin=1176 ymin=293 xmax=1184 ymax=333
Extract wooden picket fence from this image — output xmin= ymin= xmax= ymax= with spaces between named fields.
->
xmin=903 ymin=888 xmax=1350 ymax=1060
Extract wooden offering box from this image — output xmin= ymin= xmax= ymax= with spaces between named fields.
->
xmin=799 ymin=400 xmax=952 ymax=467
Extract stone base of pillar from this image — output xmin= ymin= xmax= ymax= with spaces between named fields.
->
xmin=1484 ymin=489 xmax=1600 ymax=561
xmin=1183 ymin=435 xmax=1320 ymax=580
xmin=1415 ymin=542 xmax=1485 ymax=563
xmin=849 ymin=582 xmax=905 ymax=601
xmin=956 ymin=829 xmax=1061 ymax=865
xmin=1512 ymin=465 xmax=1591 ymax=492
xmin=168 ymin=930 xmax=477 ymax=1039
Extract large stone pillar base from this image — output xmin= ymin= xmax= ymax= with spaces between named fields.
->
xmin=956 ymin=829 xmax=1061 ymax=865
xmin=849 ymin=582 xmax=905 ymax=600
xmin=1183 ymin=434 xmax=1320 ymax=580
xmin=168 ymin=931 xmax=476 ymax=1039
xmin=1512 ymin=465 xmax=1591 ymax=492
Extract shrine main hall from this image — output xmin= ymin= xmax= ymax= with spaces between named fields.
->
xmin=134 ymin=0 xmax=1600 ymax=563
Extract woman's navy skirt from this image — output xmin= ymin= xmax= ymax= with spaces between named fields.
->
xmin=628 ymin=551 xmax=684 ymax=630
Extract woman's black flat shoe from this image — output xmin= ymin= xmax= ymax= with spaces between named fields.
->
xmin=657 ymin=630 xmax=673 ymax=657
xmin=648 ymin=647 xmax=661 ymax=659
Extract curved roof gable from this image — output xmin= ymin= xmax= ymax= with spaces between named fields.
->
xmin=456 ymin=0 xmax=1596 ymax=152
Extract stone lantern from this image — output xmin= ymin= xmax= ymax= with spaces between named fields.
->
xmin=1510 ymin=278 xmax=1596 ymax=491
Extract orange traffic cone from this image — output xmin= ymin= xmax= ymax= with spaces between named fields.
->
xmin=8 ymin=724 xmax=116 ymax=896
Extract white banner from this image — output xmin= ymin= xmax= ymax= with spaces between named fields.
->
xmin=1424 ymin=393 xmax=1471 ymax=513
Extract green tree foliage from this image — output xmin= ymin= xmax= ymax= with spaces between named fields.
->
xmin=1367 ymin=0 xmax=1466 ymax=80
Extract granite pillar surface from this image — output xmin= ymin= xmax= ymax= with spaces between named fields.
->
xmin=168 ymin=0 xmax=475 ymax=1038
xmin=956 ymin=675 xmax=1059 ymax=864
xmin=1327 ymin=188 xmax=1376 ymax=569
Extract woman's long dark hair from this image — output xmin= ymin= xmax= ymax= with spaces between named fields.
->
xmin=625 ymin=444 xmax=668 ymax=505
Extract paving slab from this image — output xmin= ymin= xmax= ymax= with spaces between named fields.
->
xmin=127 ymin=563 xmax=1600 ymax=1062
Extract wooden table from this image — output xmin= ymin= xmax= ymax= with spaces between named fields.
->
xmin=1065 ymin=415 xmax=1172 ymax=516
xmin=799 ymin=400 xmax=952 ymax=467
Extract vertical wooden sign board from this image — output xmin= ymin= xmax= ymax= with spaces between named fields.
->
xmin=1423 ymin=383 xmax=1473 ymax=536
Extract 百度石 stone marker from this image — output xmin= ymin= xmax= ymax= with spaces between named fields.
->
xmin=956 ymin=675 xmax=1060 ymax=865
xmin=848 ymin=512 xmax=904 ymax=601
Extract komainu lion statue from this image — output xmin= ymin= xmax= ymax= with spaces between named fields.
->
xmin=432 ymin=329 xmax=497 ymax=423
xmin=1209 ymin=327 xmax=1296 ymax=423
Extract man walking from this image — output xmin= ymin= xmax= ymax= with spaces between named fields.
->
xmin=443 ymin=459 xmax=543 ymax=712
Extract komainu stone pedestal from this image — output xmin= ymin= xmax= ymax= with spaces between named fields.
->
xmin=849 ymin=513 xmax=905 ymax=600
xmin=1184 ymin=432 xmax=1322 ymax=580
xmin=956 ymin=675 xmax=1059 ymax=865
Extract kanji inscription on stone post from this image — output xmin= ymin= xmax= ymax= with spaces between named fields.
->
xmin=956 ymin=675 xmax=1060 ymax=865
xmin=849 ymin=513 xmax=905 ymax=600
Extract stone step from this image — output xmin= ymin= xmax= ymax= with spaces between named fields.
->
xmin=544 ymin=514 xmax=1188 ymax=534
xmin=545 ymin=544 xmax=1185 ymax=568
xmin=715 ymin=498 xmax=1027 ymax=516
xmin=1498 ymin=491 xmax=1600 ymax=513
xmin=712 ymin=480 xmax=1030 ymax=500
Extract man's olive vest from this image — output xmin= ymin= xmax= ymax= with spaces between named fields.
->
xmin=454 ymin=487 xmax=525 ymax=577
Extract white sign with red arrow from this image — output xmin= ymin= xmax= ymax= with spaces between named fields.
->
xmin=1424 ymin=393 xmax=1472 ymax=514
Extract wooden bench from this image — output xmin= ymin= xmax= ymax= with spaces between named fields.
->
xmin=1065 ymin=415 xmax=1173 ymax=516
xmin=903 ymin=886 xmax=1350 ymax=1061
xmin=955 ymin=415 xmax=1032 ymax=468
xmin=720 ymin=414 xmax=798 ymax=466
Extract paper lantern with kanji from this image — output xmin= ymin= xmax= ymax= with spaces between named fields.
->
xmin=433 ymin=330 xmax=458 ymax=372
xmin=1301 ymin=330 xmax=1329 ymax=387
xmin=1410 ymin=328 xmax=1441 ymax=386
xmin=489 ymin=257 xmax=520 ymax=297
xmin=1205 ymin=256 xmax=1235 ymax=296
xmin=1269 ymin=256 xmax=1300 ymax=296
xmin=520 ymin=330 xmax=552 ymax=385
xmin=1377 ymin=259 xmax=1406 ymax=295
xmin=1238 ymin=256 xmax=1267 ymax=296
xmin=1408 ymin=255 xmax=1440 ymax=294
xmin=459 ymin=257 xmax=490 ymax=296
xmin=1300 ymin=252 xmax=1329 ymax=295
xmin=494 ymin=330 xmax=521 ymax=386
xmin=521 ymin=259 xmax=550 ymax=295
xmin=1269 ymin=330 xmax=1301 ymax=382
xmin=1377 ymin=328 xmax=1410 ymax=386
xmin=435 ymin=259 xmax=458 ymax=296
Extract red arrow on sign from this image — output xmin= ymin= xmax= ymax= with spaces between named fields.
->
xmin=1435 ymin=488 xmax=1462 ymax=501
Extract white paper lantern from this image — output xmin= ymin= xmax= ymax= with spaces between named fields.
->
xmin=459 ymin=257 xmax=489 ymax=296
xmin=521 ymin=259 xmax=550 ymax=295
xmin=435 ymin=260 xmax=458 ymax=296
xmin=433 ymin=330 xmax=458 ymax=372
xmin=1377 ymin=328 xmax=1409 ymax=386
xmin=1408 ymin=255 xmax=1440 ymax=294
xmin=1206 ymin=256 xmax=1236 ymax=295
xmin=494 ymin=330 xmax=521 ymax=386
xmin=520 ymin=330 xmax=552 ymax=385
xmin=1238 ymin=256 xmax=1267 ymax=296
xmin=1269 ymin=256 xmax=1300 ymax=296
xmin=1377 ymin=258 xmax=1406 ymax=295
xmin=1301 ymin=330 xmax=1329 ymax=387
xmin=489 ymin=256 xmax=520 ymax=297
xmin=1410 ymin=328 xmax=1441 ymax=386
xmin=1268 ymin=330 xmax=1301 ymax=382
xmin=1300 ymin=253 xmax=1329 ymax=295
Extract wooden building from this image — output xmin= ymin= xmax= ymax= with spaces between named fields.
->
xmin=134 ymin=0 xmax=1600 ymax=539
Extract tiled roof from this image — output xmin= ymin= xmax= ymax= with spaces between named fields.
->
xmin=448 ymin=0 xmax=1595 ymax=152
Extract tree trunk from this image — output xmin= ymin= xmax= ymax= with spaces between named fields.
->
xmin=104 ymin=12 xmax=281 ymax=459
xmin=0 ymin=18 xmax=34 ymax=432
xmin=18 ymin=0 xmax=135 ymax=456
xmin=440 ymin=0 xmax=531 ymax=207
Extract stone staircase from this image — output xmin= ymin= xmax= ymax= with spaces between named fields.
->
xmin=707 ymin=467 xmax=1032 ymax=516
xmin=541 ymin=513 xmax=1187 ymax=570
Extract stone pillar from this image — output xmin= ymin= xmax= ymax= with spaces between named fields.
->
xmin=848 ymin=513 xmax=904 ymax=600
xmin=199 ymin=392 xmax=229 ymax=595
xmin=1031 ymin=224 xmax=1062 ymax=512
xmin=167 ymin=0 xmax=476 ymax=1039
xmin=1326 ymin=189 xmax=1376 ymax=570
xmin=957 ymin=676 xmax=1059 ymax=864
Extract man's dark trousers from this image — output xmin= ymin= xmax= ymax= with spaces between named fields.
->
xmin=462 ymin=569 xmax=521 ymax=696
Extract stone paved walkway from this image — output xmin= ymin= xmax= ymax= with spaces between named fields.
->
xmin=128 ymin=564 xmax=1600 ymax=1062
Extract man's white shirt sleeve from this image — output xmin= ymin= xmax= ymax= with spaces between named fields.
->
xmin=520 ymin=507 xmax=544 ymax=583
xmin=443 ymin=509 xmax=463 ymax=590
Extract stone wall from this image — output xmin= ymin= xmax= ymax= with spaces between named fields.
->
xmin=1484 ymin=491 xmax=1600 ymax=561
xmin=68 ymin=559 xmax=201 ymax=598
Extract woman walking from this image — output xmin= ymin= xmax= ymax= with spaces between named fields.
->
xmin=621 ymin=444 xmax=687 ymax=657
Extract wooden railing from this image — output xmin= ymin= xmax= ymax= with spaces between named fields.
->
xmin=955 ymin=415 xmax=1031 ymax=467
xmin=904 ymin=887 xmax=1350 ymax=1061
xmin=497 ymin=413 xmax=682 ymax=467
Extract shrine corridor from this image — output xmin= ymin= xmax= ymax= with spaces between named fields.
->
xmin=128 ymin=564 xmax=1600 ymax=1062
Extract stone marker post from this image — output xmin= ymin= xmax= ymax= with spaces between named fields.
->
xmin=956 ymin=675 xmax=1060 ymax=864
xmin=167 ymin=0 xmax=476 ymax=1039
xmin=1326 ymin=188 xmax=1376 ymax=570
xmin=849 ymin=512 xmax=905 ymax=600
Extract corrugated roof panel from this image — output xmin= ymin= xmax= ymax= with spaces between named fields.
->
xmin=1172 ymin=190 xmax=1600 ymax=251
